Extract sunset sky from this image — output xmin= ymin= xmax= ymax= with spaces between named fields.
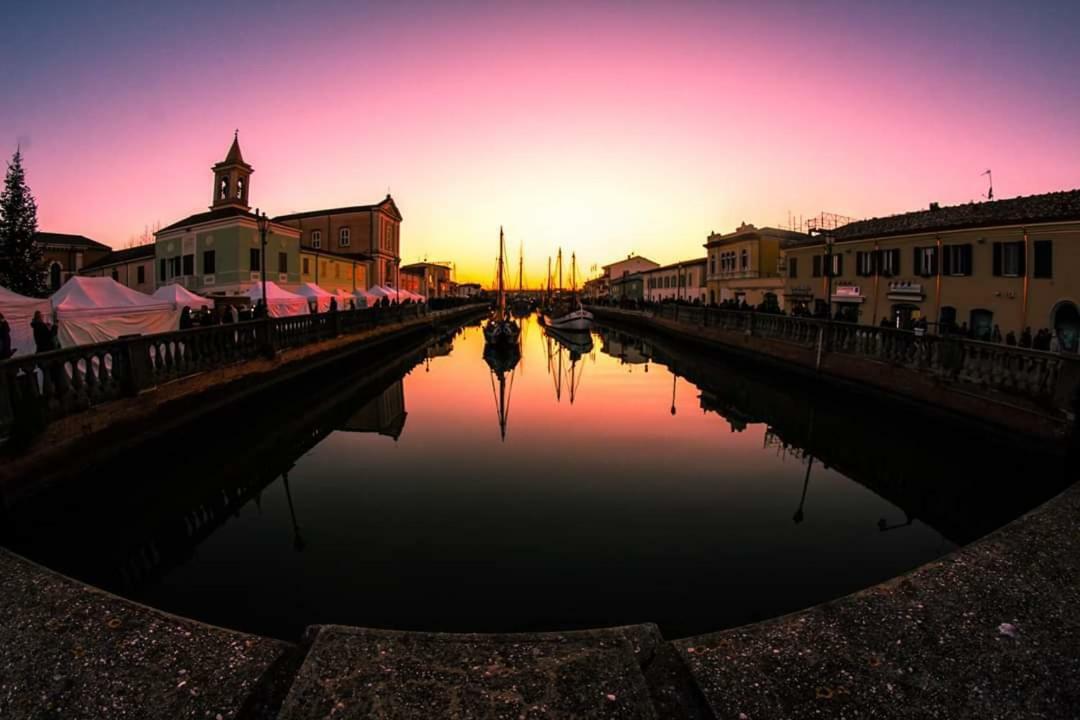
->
xmin=2 ymin=0 xmax=1078 ymax=285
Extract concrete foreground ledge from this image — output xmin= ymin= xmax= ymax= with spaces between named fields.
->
xmin=277 ymin=625 xmax=662 ymax=719
xmin=0 ymin=548 xmax=296 ymax=720
xmin=676 ymin=480 xmax=1080 ymax=719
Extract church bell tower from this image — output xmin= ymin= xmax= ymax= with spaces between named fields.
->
xmin=211 ymin=131 xmax=253 ymax=210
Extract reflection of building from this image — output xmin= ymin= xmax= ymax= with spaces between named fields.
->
xmin=642 ymin=258 xmax=707 ymax=304
xmin=400 ymin=262 xmax=452 ymax=298
xmin=80 ymin=244 xmax=156 ymax=294
xmin=35 ymin=232 xmax=111 ymax=291
xmin=781 ymin=191 xmax=1080 ymax=344
xmin=705 ymin=223 xmax=811 ymax=308
xmin=339 ymin=380 xmax=407 ymax=440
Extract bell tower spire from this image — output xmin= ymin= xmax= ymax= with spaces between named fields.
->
xmin=211 ymin=130 xmax=254 ymax=210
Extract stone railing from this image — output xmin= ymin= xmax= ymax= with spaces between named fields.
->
xmin=593 ymin=304 xmax=1079 ymax=414
xmin=0 ymin=302 xmax=481 ymax=444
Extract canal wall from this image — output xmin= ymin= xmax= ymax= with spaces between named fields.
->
xmin=588 ymin=305 xmax=1079 ymax=444
xmin=0 ymin=303 xmax=486 ymax=508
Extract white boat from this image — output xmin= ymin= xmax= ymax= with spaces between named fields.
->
xmin=541 ymin=250 xmax=593 ymax=331
xmin=543 ymin=307 xmax=594 ymax=331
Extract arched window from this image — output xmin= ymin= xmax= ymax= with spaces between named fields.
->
xmin=339 ymin=227 xmax=351 ymax=247
xmin=740 ymin=249 xmax=749 ymax=271
xmin=218 ymin=176 xmax=229 ymax=200
xmin=49 ymin=262 xmax=62 ymax=291
xmin=236 ymin=177 xmax=244 ymax=200
xmin=1052 ymin=301 xmax=1080 ymax=352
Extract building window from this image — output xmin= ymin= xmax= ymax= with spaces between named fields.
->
xmin=159 ymin=259 xmax=167 ymax=282
xmin=740 ymin=249 xmax=749 ymax=271
xmin=824 ymin=253 xmax=843 ymax=277
xmin=249 ymin=248 xmax=261 ymax=271
xmin=942 ymin=244 xmax=972 ymax=276
xmin=913 ymin=246 xmax=937 ymax=277
xmin=218 ymin=176 xmax=229 ymax=200
xmin=137 ymin=265 xmax=145 ymax=284
xmin=111 ymin=269 xmax=119 ymax=281
xmin=203 ymin=250 xmax=216 ymax=275
xmin=236 ymin=177 xmax=245 ymax=200
xmin=788 ymin=257 xmax=798 ymax=279
xmin=879 ymin=248 xmax=900 ymax=276
xmin=993 ymin=241 xmax=1024 ymax=277
xmin=279 ymin=252 xmax=288 ymax=273
xmin=709 ymin=256 xmax=716 ymax=275
xmin=856 ymin=251 xmax=876 ymax=277
xmin=312 ymin=231 xmax=321 ymax=249
xmin=170 ymin=256 xmax=181 ymax=277
xmin=302 ymin=257 xmax=310 ymax=274
xmin=1033 ymin=240 xmax=1053 ymax=278
xmin=339 ymin=227 xmax=351 ymax=247
xmin=182 ymin=254 xmax=194 ymax=276
xmin=812 ymin=255 xmax=822 ymax=278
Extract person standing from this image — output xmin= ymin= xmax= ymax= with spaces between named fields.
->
xmin=31 ymin=310 xmax=58 ymax=353
xmin=0 ymin=312 xmax=13 ymax=359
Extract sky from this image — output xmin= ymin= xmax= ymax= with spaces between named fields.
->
xmin=2 ymin=0 xmax=1078 ymax=285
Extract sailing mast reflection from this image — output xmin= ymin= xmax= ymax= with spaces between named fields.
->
xmin=484 ymin=342 xmax=520 ymax=441
xmin=544 ymin=326 xmax=592 ymax=404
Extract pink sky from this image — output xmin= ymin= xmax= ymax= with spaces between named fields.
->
xmin=3 ymin=1 xmax=1078 ymax=284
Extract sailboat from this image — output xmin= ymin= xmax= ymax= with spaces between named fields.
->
xmin=541 ymin=250 xmax=593 ymax=331
xmin=484 ymin=226 xmax=521 ymax=345
xmin=510 ymin=240 xmax=533 ymax=317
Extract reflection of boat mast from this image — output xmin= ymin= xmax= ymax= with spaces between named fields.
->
xmin=282 ymin=471 xmax=305 ymax=551
xmin=670 ymin=372 xmax=678 ymax=416
xmin=793 ymin=406 xmax=815 ymax=524
xmin=547 ymin=335 xmax=563 ymax=402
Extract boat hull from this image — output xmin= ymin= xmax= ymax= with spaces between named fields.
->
xmin=543 ymin=309 xmax=594 ymax=331
xmin=484 ymin=319 xmax=521 ymax=344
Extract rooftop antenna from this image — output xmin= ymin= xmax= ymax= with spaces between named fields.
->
xmin=982 ymin=169 xmax=993 ymax=201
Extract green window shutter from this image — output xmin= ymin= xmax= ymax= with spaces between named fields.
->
xmin=992 ymin=243 xmax=1002 ymax=276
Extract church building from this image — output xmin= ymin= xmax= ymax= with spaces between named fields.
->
xmin=154 ymin=134 xmax=302 ymax=297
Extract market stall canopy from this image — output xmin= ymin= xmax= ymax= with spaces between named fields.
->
xmin=0 ymin=285 xmax=52 ymax=357
xmin=244 ymin=281 xmax=309 ymax=318
xmin=351 ymin=288 xmax=380 ymax=308
xmin=50 ymin=277 xmax=180 ymax=348
xmin=153 ymin=283 xmax=214 ymax=311
xmin=296 ymin=282 xmax=336 ymax=313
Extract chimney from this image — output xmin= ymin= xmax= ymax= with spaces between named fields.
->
xmin=929 ymin=202 xmax=940 ymax=211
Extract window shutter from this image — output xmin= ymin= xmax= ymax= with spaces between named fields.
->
xmin=992 ymin=243 xmax=1002 ymax=276
xmin=942 ymin=246 xmax=952 ymax=276
xmin=962 ymin=244 xmax=973 ymax=275
xmin=1033 ymin=240 xmax=1052 ymax=278
xmin=913 ymin=247 xmax=922 ymax=277
xmin=855 ymin=251 xmax=865 ymax=276
xmin=930 ymin=247 xmax=938 ymax=276
xmin=813 ymin=255 xmax=822 ymax=277
xmin=836 ymin=254 xmax=843 ymax=277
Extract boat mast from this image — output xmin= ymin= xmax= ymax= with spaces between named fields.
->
xmin=518 ymin=241 xmax=524 ymax=292
xmin=571 ymin=252 xmax=577 ymax=292
xmin=498 ymin=226 xmax=506 ymax=319
xmin=546 ymin=256 xmax=552 ymax=302
xmin=557 ymin=248 xmax=563 ymax=292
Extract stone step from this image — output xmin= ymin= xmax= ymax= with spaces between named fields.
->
xmin=276 ymin=624 xmax=662 ymax=719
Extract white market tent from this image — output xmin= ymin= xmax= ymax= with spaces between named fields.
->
xmin=51 ymin=277 xmax=180 ymax=348
xmin=0 ymin=285 xmax=52 ymax=357
xmin=351 ymin=288 xmax=380 ymax=308
xmin=244 ymin=281 xmax=309 ymax=318
xmin=153 ymin=283 xmax=215 ymax=312
xmin=400 ymin=289 xmax=426 ymax=303
xmin=369 ymin=285 xmax=405 ymax=303
xmin=334 ymin=289 xmax=359 ymax=309
xmin=296 ymin=282 xmax=335 ymax=313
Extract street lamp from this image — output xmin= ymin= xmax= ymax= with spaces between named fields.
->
xmin=256 ymin=208 xmax=269 ymax=312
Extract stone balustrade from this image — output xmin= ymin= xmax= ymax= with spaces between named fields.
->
xmin=0 ymin=302 xmax=473 ymax=444
xmin=593 ymin=303 xmax=1079 ymax=417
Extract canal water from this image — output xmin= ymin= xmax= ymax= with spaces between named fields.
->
xmin=2 ymin=314 xmax=1070 ymax=640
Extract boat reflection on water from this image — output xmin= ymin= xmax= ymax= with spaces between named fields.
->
xmin=483 ymin=341 xmax=521 ymax=441
xmin=543 ymin=325 xmax=592 ymax=404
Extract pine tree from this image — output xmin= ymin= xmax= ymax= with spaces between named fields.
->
xmin=0 ymin=149 xmax=47 ymax=297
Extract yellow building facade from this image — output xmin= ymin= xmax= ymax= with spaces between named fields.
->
xmin=781 ymin=191 xmax=1080 ymax=348
xmin=704 ymin=224 xmax=811 ymax=308
xmin=299 ymin=249 xmax=368 ymax=293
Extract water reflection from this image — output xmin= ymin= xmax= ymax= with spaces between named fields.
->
xmin=1 ymin=315 xmax=1068 ymax=640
